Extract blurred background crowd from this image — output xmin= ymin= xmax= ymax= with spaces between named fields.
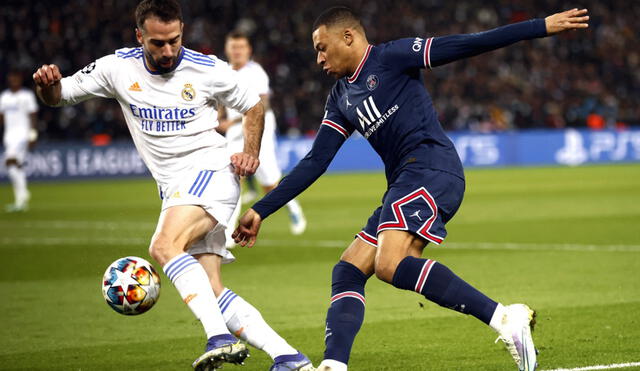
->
xmin=1 ymin=0 xmax=638 ymax=142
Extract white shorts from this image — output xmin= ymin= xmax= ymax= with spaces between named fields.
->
xmin=3 ymin=136 xmax=28 ymax=164
xmin=226 ymin=111 xmax=282 ymax=187
xmin=160 ymin=165 xmax=240 ymax=264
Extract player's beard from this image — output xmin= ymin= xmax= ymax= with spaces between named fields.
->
xmin=144 ymin=49 xmax=180 ymax=74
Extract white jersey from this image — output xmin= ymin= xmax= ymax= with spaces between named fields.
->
xmin=225 ymin=60 xmax=275 ymax=141
xmin=58 ymin=47 xmax=260 ymax=187
xmin=0 ymin=88 xmax=38 ymax=142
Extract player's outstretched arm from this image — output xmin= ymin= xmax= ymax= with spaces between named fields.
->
xmin=33 ymin=64 xmax=62 ymax=106
xmin=234 ymin=125 xmax=347 ymax=248
xmin=232 ymin=208 xmax=262 ymax=247
xmin=427 ymin=9 xmax=588 ymax=68
xmin=231 ymin=101 xmax=265 ymax=177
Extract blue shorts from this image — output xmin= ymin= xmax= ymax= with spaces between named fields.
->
xmin=356 ymin=168 xmax=464 ymax=246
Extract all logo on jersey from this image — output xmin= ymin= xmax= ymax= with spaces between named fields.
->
xmin=366 ymin=74 xmax=379 ymax=91
xmin=128 ymin=82 xmax=142 ymax=92
xmin=355 ymin=95 xmax=400 ymax=138
xmin=356 ymin=96 xmax=383 ymax=130
xmin=181 ymin=83 xmax=196 ymax=101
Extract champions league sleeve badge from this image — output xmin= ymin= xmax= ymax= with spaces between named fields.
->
xmin=181 ymin=83 xmax=196 ymax=101
xmin=366 ymin=74 xmax=379 ymax=91
xmin=81 ymin=61 xmax=96 ymax=74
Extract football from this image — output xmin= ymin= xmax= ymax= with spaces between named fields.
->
xmin=102 ymin=256 xmax=161 ymax=315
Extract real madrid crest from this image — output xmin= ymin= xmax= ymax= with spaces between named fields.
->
xmin=366 ymin=74 xmax=379 ymax=91
xmin=181 ymin=83 xmax=196 ymax=101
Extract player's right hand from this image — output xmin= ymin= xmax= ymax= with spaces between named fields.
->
xmin=232 ymin=208 xmax=262 ymax=247
xmin=33 ymin=64 xmax=62 ymax=87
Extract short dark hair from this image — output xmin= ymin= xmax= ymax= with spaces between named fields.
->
xmin=312 ymin=6 xmax=363 ymax=32
xmin=135 ymin=0 xmax=183 ymax=30
xmin=226 ymin=31 xmax=251 ymax=44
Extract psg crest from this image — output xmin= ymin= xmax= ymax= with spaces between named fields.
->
xmin=366 ymin=74 xmax=379 ymax=91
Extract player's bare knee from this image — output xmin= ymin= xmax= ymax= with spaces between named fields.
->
xmin=149 ymin=233 xmax=184 ymax=266
xmin=373 ymin=256 xmax=397 ymax=283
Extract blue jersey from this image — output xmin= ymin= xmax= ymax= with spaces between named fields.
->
xmin=322 ymin=38 xmax=463 ymax=182
xmin=253 ymin=18 xmax=547 ymax=219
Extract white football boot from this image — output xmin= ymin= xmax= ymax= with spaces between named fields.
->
xmin=289 ymin=208 xmax=307 ymax=235
xmin=495 ymin=304 xmax=538 ymax=371
xmin=316 ymin=360 xmax=347 ymax=371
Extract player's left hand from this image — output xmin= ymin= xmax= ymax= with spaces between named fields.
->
xmin=232 ymin=208 xmax=263 ymax=247
xmin=545 ymin=8 xmax=589 ymax=35
xmin=28 ymin=128 xmax=38 ymax=150
xmin=230 ymin=152 xmax=259 ymax=177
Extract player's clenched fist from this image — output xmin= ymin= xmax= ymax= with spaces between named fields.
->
xmin=230 ymin=152 xmax=260 ymax=177
xmin=33 ymin=64 xmax=62 ymax=87
xmin=545 ymin=8 xmax=589 ymax=35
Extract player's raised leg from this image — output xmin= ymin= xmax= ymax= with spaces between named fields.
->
xmin=285 ymin=198 xmax=306 ymax=235
xmin=149 ymin=205 xmax=247 ymax=370
xmin=197 ymin=254 xmax=314 ymax=371
xmin=316 ymin=238 xmax=374 ymax=371
xmin=376 ymin=230 xmax=537 ymax=371
xmin=261 ymin=183 xmax=307 ymax=236
xmin=5 ymin=158 xmax=30 ymax=212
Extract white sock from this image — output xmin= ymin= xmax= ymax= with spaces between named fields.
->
xmin=286 ymin=198 xmax=302 ymax=217
xmin=7 ymin=165 xmax=28 ymax=206
xmin=319 ymin=359 xmax=348 ymax=371
xmin=163 ymin=253 xmax=230 ymax=339
xmin=489 ymin=303 xmax=507 ymax=333
xmin=217 ymin=288 xmax=297 ymax=359
xmin=225 ymin=197 xmax=242 ymax=247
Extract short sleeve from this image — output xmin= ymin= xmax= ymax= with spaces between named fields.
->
xmin=211 ymin=59 xmax=260 ymax=114
xmin=320 ymin=89 xmax=355 ymax=140
xmin=380 ymin=37 xmax=434 ymax=70
xmin=0 ymin=94 xmax=6 ymax=113
xmin=251 ymin=63 xmax=270 ymax=96
xmin=59 ymin=55 xmax=116 ymax=106
xmin=25 ymin=91 xmax=38 ymax=113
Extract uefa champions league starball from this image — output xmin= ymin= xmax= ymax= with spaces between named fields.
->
xmin=102 ymin=256 xmax=161 ymax=315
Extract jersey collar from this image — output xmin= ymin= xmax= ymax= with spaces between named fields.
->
xmin=347 ymin=44 xmax=373 ymax=84
xmin=142 ymin=47 xmax=185 ymax=75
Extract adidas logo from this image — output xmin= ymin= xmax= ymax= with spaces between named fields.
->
xmin=128 ymin=82 xmax=142 ymax=91
xmin=183 ymin=293 xmax=198 ymax=304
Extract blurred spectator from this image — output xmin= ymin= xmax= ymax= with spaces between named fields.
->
xmin=1 ymin=0 xmax=638 ymax=142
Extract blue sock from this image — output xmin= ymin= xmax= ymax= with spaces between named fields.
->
xmin=324 ymin=261 xmax=369 ymax=364
xmin=391 ymin=256 xmax=497 ymax=324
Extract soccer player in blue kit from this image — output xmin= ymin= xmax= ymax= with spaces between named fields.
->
xmin=234 ymin=6 xmax=589 ymax=371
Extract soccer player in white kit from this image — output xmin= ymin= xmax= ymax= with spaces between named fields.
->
xmin=219 ymin=32 xmax=306 ymax=243
xmin=0 ymin=71 xmax=38 ymax=212
xmin=32 ymin=1 xmax=313 ymax=370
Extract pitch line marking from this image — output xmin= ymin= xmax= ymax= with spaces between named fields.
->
xmin=0 ymin=236 xmax=148 ymax=246
xmin=1 ymin=235 xmax=639 ymax=253
xmin=0 ymin=219 xmax=155 ymax=230
xmin=257 ymin=240 xmax=640 ymax=252
xmin=544 ymin=361 xmax=640 ymax=371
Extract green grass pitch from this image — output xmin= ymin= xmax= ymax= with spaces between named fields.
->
xmin=1 ymin=164 xmax=639 ymax=370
